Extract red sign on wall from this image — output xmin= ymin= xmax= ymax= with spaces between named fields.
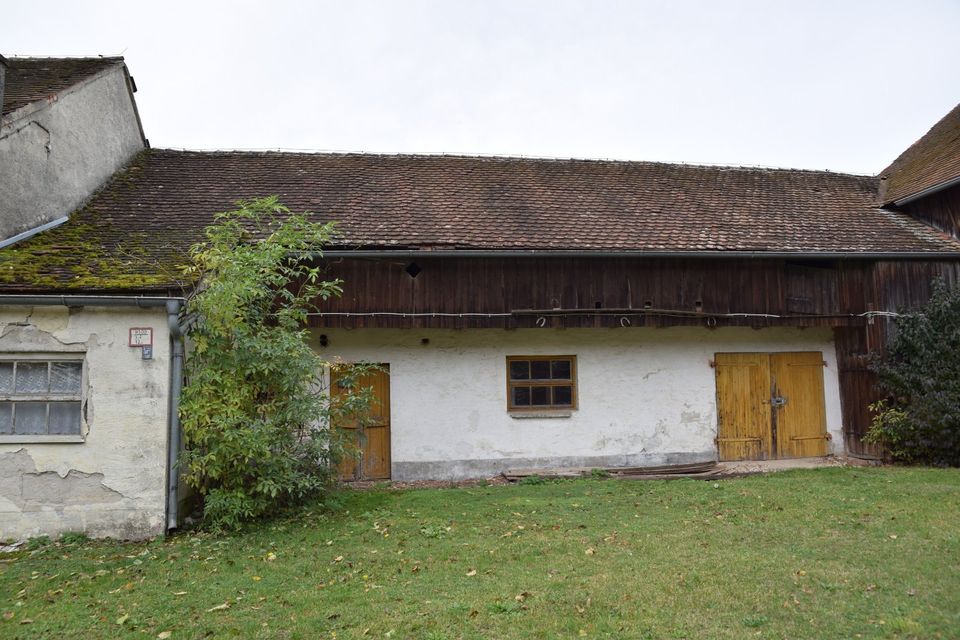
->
xmin=129 ymin=327 xmax=154 ymax=347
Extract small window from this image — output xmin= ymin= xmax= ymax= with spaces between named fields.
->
xmin=0 ymin=358 xmax=83 ymax=438
xmin=506 ymin=356 xmax=577 ymax=411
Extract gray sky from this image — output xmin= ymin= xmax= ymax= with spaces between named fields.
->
xmin=3 ymin=0 xmax=958 ymax=174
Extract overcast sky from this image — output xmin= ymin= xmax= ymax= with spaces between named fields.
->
xmin=3 ymin=1 xmax=958 ymax=174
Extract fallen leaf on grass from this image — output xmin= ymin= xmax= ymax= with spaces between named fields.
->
xmin=19 ymin=618 xmax=33 ymax=625
xmin=206 ymin=603 xmax=230 ymax=612
xmin=585 ymin=548 xmax=596 ymax=556
xmin=2 ymin=612 xmax=13 ymax=620
xmin=466 ymin=569 xmax=477 ymax=577
xmin=115 ymin=614 xmax=129 ymax=625
xmin=157 ymin=632 xmax=172 ymax=639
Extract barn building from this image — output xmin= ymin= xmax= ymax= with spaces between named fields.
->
xmin=1 ymin=56 xmax=958 ymax=538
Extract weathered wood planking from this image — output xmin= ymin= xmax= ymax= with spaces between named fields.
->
xmin=833 ymin=327 xmax=886 ymax=459
xmin=311 ymin=257 xmax=960 ymax=329
xmin=900 ymin=183 xmax=960 ymax=241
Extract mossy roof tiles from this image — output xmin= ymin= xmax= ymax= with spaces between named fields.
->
xmin=1 ymin=56 xmax=125 ymax=117
xmin=881 ymin=102 xmax=960 ymax=205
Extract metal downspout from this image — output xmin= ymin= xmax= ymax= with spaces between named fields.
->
xmin=165 ymin=299 xmax=185 ymax=531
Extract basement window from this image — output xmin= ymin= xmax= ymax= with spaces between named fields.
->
xmin=506 ymin=356 xmax=577 ymax=412
xmin=0 ymin=356 xmax=85 ymax=442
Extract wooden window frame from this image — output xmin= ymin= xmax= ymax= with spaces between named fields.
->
xmin=0 ymin=354 xmax=86 ymax=443
xmin=506 ymin=355 xmax=578 ymax=412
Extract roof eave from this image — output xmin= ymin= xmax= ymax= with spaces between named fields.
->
xmin=320 ymin=249 xmax=960 ymax=260
xmin=888 ymin=174 xmax=960 ymax=207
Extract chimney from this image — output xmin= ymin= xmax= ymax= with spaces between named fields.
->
xmin=0 ymin=54 xmax=7 ymax=118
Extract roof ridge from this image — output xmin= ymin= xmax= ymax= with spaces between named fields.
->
xmin=148 ymin=147 xmax=876 ymax=178
xmin=3 ymin=55 xmax=125 ymax=62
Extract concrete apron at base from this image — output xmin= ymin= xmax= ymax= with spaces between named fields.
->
xmin=312 ymin=326 xmax=845 ymax=481
xmin=393 ymin=451 xmax=716 ymax=481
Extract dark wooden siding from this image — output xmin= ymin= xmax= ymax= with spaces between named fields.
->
xmin=833 ymin=326 xmax=885 ymax=458
xmin=901 ymin=183 xmax=960 ymax=240
xmin=314 ymin=257 xmax=872 ymax=329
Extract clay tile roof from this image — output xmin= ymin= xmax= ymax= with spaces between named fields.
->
xmin=1 ymin=56 xmax=125 ymax=117
xmin=881 ymin=102 xmax=960 ymax=205
xmin=2 ymin=148 xmax=959 ymax=292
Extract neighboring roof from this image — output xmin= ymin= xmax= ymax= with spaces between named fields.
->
xmin=880 ymin=102 xmax=960 ymax=205
xmin=1 ymin=56 xmax=125 ymax=117
xmin=2 ymin=148 xmax=959 ymax=292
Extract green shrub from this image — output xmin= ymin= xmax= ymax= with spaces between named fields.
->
xmin=866 ymin=279 xmax=960 ymax=466
xmin=179 ymin=197 xmax=373 ymax=530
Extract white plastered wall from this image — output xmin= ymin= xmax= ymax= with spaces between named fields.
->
xmin=0 ymin=306 xmax=170 ymax=540
xmin=0 ymin=66 xmax=145 ymax=241
xmin=312 ymin=326 xmax=844 ymax=480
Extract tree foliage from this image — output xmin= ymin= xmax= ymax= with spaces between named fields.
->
xmin=179 ymin=196 xmax=371 ymax=530
xmin=866 ymin=279 xmax=960 ymax=466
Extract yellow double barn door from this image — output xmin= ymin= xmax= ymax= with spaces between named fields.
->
xmin=715 ymin=352 xmax=830 ymax=461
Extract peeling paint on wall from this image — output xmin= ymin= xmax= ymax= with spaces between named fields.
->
xmin=0 ymin=449 xmax=124 ymax=510
xmin=0 ymin=306 xmax=170 ymax=541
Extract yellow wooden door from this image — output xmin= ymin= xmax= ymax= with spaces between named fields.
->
xmin=715 ymin=351 xmax=829 ymax=460
xmin=715 ymin=353 xmax=772 ymax=461
xmin=330 ymin=365 xmax=391 ymax=480
xmin=770 ymin=352 xmax=829 ymax=458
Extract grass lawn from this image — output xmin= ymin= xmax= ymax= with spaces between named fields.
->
xmin=1 ymin=467 xmax=959 ymax=639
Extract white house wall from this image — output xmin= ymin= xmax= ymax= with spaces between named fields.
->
xmin=0 ymin=306 xmax=170 ymax=540
xmin=313 ymin=327 xmax=844 ymax=480
xmin=0 ymin=65 xmax=144 ymax=240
